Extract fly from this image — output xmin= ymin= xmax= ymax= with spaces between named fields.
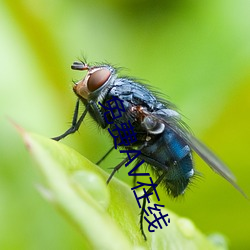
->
xmin=52 ymin=60 xmax=247 ymax=239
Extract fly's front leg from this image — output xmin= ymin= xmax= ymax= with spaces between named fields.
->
xmin=52 ymin=99 xmax=89 ymax=141
xmin=89 ymin=100 xmax=107 ymax=129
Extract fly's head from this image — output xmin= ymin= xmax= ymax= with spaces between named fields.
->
xmin=72 ymin=61 xmax=116 ymax=101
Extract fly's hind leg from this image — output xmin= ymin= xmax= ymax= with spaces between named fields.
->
xmin=139 ymin=173 xmax=167 ymax=240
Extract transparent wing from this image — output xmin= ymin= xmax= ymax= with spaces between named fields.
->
xmin=170 ymin=122 xmax=247 ymax=198
xmin=147 ymin=110 xmax=247 ymax=198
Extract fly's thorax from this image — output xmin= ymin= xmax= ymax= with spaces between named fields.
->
xmin=139 ymin=108 xmax=180 ymax=135
xmin=73 ymin=64 xmax=117 ymax=103
xmin=141 ymin=116 xmax=165 ymax=134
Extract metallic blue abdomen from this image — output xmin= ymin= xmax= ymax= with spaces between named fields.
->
xmin=140 ymin=128 xmax=194 ymax=197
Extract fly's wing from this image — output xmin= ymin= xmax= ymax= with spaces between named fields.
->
xmin=151 ymin=110 xmax=248 ymax=198
xmin=182 ymin=131 xmax=248 ymax=198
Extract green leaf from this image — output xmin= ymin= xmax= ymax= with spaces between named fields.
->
xmin=19 ymin=127 xmax=227 ymax=250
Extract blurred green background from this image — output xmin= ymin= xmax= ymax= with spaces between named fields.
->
xmin=1 ymin=0 xmax=250 ymax=249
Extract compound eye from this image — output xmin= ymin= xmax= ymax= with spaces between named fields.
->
xmin=87 ymin=68 xmax=111 ymax=92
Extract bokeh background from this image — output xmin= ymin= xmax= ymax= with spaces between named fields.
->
xmin=1 ymin=0 xmax=250 ymax=249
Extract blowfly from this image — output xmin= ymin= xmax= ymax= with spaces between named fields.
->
xmin=52 ymin=60 xmax=246 ymax=239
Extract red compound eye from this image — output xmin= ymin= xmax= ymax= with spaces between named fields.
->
xmin=87 ymin=68 xmax=111 ymax=92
